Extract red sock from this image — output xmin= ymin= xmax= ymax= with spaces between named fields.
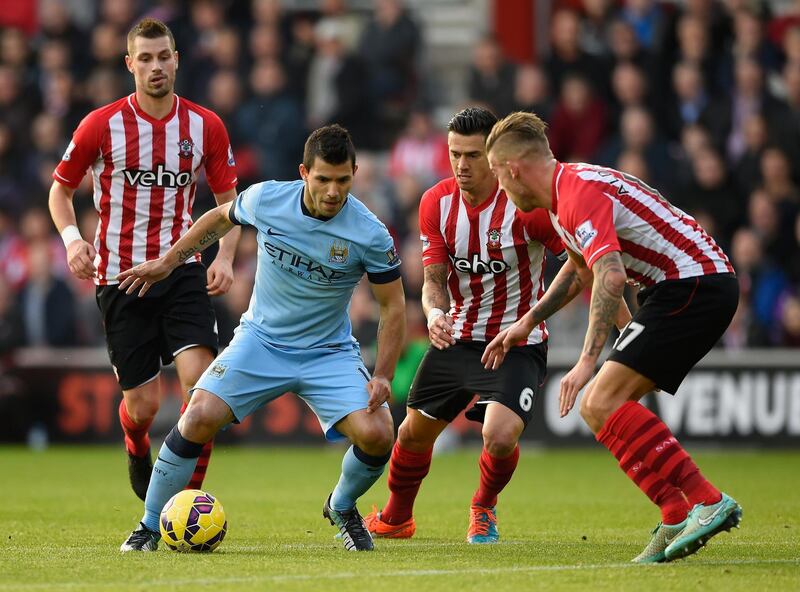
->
xmin=602 ymin=402 xmax=720 ymax=509
xmin=472 ymin=445 xmax=520 ymax=508
xmin=381 ymin=443 xmax=432 ymax=524
xmin=118 ymin=399 xmax=152 ymax=458
xmin=179 ymin=402 xmax=214 ymax=490
xmin=597 ymin=410 xmax=689 ymax=525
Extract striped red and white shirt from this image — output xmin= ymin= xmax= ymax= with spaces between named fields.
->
xmin=550 ymin=162 xmax=733 ymax=287
xmin=54 ymin=93 xmax=238 ymax=285
xmin=419 ymin=178 xmax=566 ymax=344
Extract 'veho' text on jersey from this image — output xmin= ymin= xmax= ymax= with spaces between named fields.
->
xmin=123 ymin=163 xmax=193 ymax=188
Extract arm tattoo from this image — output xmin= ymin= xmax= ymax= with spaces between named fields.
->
xmin=583 ymin=253 xmax=625 ymax=358
xmin=177 ymin=246 xmax=199 ymax=262
xmin=177 ymin=230 xmax=219 ymax=263
xmin=422 ymin=263 xmax=450 ymax=313
xmin=531 ymin=267 xmax=584 ymax=323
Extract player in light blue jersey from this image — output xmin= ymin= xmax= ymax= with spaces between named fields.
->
xmin=118 ymin=125 xmax=406 ymax=552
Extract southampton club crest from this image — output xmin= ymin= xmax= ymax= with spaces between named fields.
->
xmin=328 ymin=240 xmax=349 ymax=264
xmin=486 ymin=228 xmax=502 ymax=249
xmin=178 ymin=138 xmax=194 ymax=159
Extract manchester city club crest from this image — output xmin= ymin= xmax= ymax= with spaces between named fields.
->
xmin=328 ymin=240 xmax=349 ymax=264
xmin=486 ymin=228 xmax=502 ymax=249
xmin=177 ymin=138 xmax=194 ymax=159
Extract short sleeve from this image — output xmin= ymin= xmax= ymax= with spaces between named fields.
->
xmin=563 ymin=188 xmax=621 ymax=268
xmin=418 ymin=191 xmax=448 ymax=267
xmin=521 ymin=208 xmax=567 ymax=260
xmin=230 ymin=183 xmax=263 ymax=226
xmin=364 ymin=225 xmax=402 ymax=283
xmin=53 ymin=114 xmax=102 ymax=189
xmin=203 ymin=113 xmax=238 ymax=194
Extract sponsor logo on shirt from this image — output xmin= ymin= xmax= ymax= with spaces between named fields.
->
xmin=486 ymin=228 xmax=502 ymax=249
xmin=177 ymin=138 xmax=194 ymax=159
xmin=62 ymin=140 xmax=76 ymax=162
xmin=575 ymin=220 xmax=598 ymax=249
xmin=452 ymin=253 xmax=509 ymax=275
xmin=263 ymin=239 xmax=347 ymax=283
xmin=386 ymin=246 xmax=400 ymax=266
xmin=329 ymin=240 xmax=350 ymax=264
xmin=123 ymin=164 xmax=193 ymax=188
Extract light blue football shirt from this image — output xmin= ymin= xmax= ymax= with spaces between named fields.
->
xmin=229 ymin=179 xmax=401 ymax=349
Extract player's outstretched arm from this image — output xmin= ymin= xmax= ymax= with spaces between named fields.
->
xmin=366 ymin=277 xmax=406 ymax=413
xmin=422 ymin=263 xmax=456 ymax=350
xmin=116 ymin=203 xmax=235 ymax=297
xmin=482 ymin=249 xmax=590 ymax=370
xmin=206 ymin=188 xmax=241 ymax=296
xmin=49 ymin=180 xmax=97 ymax=281
xmin=558 ymin=250 xmax=627 ymax=417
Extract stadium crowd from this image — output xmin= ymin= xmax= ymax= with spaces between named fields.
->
xmin=0 ymin=0 xmax=799 ymax=384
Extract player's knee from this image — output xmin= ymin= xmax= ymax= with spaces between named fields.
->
xmin=125 ymin=399 xmax=159 ymax=425
xmin=356 ymin=424 xmax=394 ymax=457
xmin=396 ymin=418 xmax=434 ymax=452
xmin=482 ymin=427 xmax=518 ymax=457
xmin=579 ymin=389 xmax=612 ymax=429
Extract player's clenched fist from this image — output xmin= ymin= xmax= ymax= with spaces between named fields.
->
xmin=427 ymin=308 xmax=456 ymax=350
xmin=66 ymin=239 xmax=97 ymax=280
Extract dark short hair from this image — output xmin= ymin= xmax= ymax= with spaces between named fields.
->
xmin=447 ymin=107 xmax=498 ymax=138
xmin=127 ymin=18 xmax=176 ymax=56
xmin=302 ymin=124 xmax=356 ymax=171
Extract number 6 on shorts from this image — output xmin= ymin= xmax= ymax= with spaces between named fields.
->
xmin=614 ymin=321 xmax=645 ymax=352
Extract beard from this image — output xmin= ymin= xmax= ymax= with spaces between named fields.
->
xmin=144 ymin=77 xmax=172 ymax=98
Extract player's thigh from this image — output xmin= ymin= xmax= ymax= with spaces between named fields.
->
xmin=174 ymin=345 xmax=216 ymax=397
xmin=396 ymin=408 xmax=449 ymax=452
xmin=96 ymin=283 xmax=162 ymax=390
xmin=608 ymin=274 xmax=739 ymax=394
xmin=159 ymin=263 xmax=219 ymax=369
xmin=465 ymin=342 xmax=547 ymax=427
xmin=406 ymin=344 xmax=475 ymax=422
xmin=193 ymin=328 xmax=298 ymax=423
xmin=299 ymin=345 xmax=387 ymax=442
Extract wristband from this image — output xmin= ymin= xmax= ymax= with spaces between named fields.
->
xmin=60 ymin=225 xmax=83 ymax=248
xmin=427 ymin=307 xmax=445 ymax=328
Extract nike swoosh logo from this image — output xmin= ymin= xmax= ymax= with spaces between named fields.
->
xmin=697 ymin=504 xmax=726 ymax=527
xmin=267 ymin=228 xmax=287 ymax=237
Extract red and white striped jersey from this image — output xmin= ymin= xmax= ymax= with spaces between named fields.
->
xmin=54 ymin=94 xmax=238 ymax=285
xmin=550 ymin=162 xmax=733 ymax=287
xmin=419 ymin=178 xmax=566 ymax=344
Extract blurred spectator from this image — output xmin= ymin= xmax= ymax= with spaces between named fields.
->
xmin=677 ymin=146 xmax=743 ymax=243
xmin=609 ymin=61 xmax=650 ymax=130
xmin=579 ymin=0 xmax=618 ymax=58
xmin=548 ymin=74 xmax=608 ymax=162
xmin=776 ymin=293 xmax=800 ymax=346
xmin=718 ymin=8 xmax=781 ymax=93
xmin=467 ymin=36 xmax=517 ymax=117
xmin=733 ymin=113 xmax=768 ymax=196
xmin=616 ymin=149 xmax=652 ymax=182
xmin=319 ymin=0 xmax=364 ymax=51
xmin=357 ymin=0 xmax=421 ymax=143
xmin=284 ymin=15 xmax=316 ymax=101
xmin=620 ymin=0 xmax=668 ymax=51
xmin=512 ymin=63 xmax=554 ymax=121
xmin=597 ymin=106 xmax=672 ymax=189
xmin=349 ymin=282 xmax=379 ymax=368
xmin=307 ymin=19 xmax=375 ymax=149
xmin=0 ymin=275 xmax=23 ymax=355
xmin=730 ymin=227 xmax=788 ymax=344
xmin=748 ymin=188 xmax=793 ymax=264
xmin=18 ymin=241 xmax=77 ymax=347
xmin=390 ymin=299 xmax=428 ymax=404
xmin=667 ymin=60 xmax=710 ymax=139
xmin=388 ymin=108 xmax=450 ymax=187
xmin=239 ymin=59 xmax=306 ymax=181
xmin=545 ymin=9 xmax=607 ymax=96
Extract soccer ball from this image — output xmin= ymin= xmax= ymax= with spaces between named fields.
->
xmin=159 ymin=489 xmax=227 ymax=552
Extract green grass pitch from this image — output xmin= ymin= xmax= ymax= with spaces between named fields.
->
xmin=0 ymin=445 xmax=798 ymax=591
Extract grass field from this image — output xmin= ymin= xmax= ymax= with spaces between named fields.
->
xmin=0 ymin=445 xmax=798 ymax=591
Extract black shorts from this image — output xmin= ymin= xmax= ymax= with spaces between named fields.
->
xmin=608 ymin=273 xmax=738 ymax=394
xmin=96 ymin=263 xmax=218 ymax=390
xmin=407 ymin=340 xmax=548 ymax=425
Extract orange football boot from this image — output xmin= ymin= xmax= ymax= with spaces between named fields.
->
xmin=364 ymin=505 xmax=416 ymax=538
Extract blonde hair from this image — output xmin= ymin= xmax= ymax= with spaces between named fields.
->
xmin=127 ymin=18 xmax=176 ymax=56
xmin=485 ymin=111 xmax=552 ymax=159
